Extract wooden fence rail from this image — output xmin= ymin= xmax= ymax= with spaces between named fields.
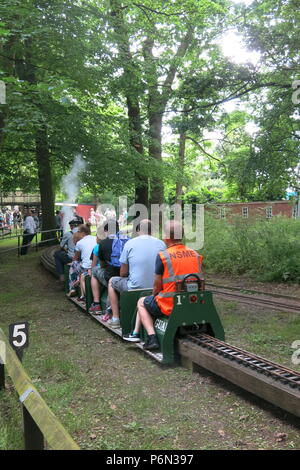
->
xmin=0 ymin=328 xmax=80 ymax=450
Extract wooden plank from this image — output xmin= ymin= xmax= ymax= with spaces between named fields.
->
xmin=0 ymin=328 xmax=79 ymax=450
xmin=178 ymin=339 xmax=300 ymax=418
xmin=69 ymin=298 xmax=164 ymax=362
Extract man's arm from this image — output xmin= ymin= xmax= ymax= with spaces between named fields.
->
xmin=60 ymin=232 xmax=69 ymax=250
xmin=91 ymin=254 xmax=98 ymax=268
xmin=153 ymin=274 xmax=163 ymax=295
xmin=120 ymin=263 xmax=129 ymax=277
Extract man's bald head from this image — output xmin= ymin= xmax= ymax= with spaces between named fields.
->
xmin=164 ymin=220 xmax=184 ymax=244
xmin=137 ymin=219 xmax=153 ymax=235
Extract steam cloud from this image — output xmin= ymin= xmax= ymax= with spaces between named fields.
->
xmin=60 ymin=154 xmax=86 ymax=233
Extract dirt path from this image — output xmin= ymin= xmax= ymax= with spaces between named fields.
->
xmin=0 ymin=250 xmax=300 ymax=450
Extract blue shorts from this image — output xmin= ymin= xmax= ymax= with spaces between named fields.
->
xmin=80 ymin=267 xmax=90 ymax=276
xmin=143 ymin=295 xmax=162 ymax=317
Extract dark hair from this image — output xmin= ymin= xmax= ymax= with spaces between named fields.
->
xmin=69 ymin=219 xmax=80 ymax=227
xmin=77 ymin=222 xmax=92 ymax=235
xmin=104 ymin=219 xmax=119 ymax=235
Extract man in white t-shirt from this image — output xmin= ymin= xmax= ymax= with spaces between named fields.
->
xmin=73 ymin=224 xmax=96 ymax=299
xmin=107 ymin=220 xmax=166 ymax=328
xmin=20 ymin=209 xmax=36 ymax=255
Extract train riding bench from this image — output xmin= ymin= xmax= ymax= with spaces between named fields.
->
xmin=82 ymin=272 xmax=225 ymax=364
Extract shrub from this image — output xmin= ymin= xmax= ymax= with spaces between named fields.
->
xmin=203 ymin=214 xmax=300 ymax=283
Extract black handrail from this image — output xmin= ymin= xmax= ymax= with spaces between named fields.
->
xmin=0 ymin=228 xmax=60 ymax=256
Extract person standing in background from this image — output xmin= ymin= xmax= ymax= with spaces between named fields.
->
xmin=55 ymin=210 xmax=63 ymax=238
xmin=20 ymin=209 xmax=36 ymax=255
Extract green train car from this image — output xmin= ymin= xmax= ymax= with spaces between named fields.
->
xmin=69 ymin=269 xmax=225 ymax=364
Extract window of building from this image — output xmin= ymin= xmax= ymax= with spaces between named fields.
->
xmin=220 ymin=207 xmax=226 ymax=219
xmin=266 ymin=206 xmax=272 ymax=219
xmin=242 ymin=207 xmax=249 ymax=218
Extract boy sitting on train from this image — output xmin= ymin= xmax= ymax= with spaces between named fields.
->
xmin=72 ymin=223 xmax=96 ymax=301
xmin=123 ymin=220 xmax=203 ymax=350
xmin=89 ymin=219 xmax=128 ymax=318
xmin=54 ymin=219 xmax=81 ymax=284
xmin=67 ymin=230 xmax=84 ymax=296
xmin=107 ymin=219 xmax=166 ymax=329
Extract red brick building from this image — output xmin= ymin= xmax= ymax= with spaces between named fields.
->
xmin=205 ymin=201 xmax=297 ymax=219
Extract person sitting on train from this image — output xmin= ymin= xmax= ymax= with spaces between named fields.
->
xmin=107 ymin=219 xmax=166 ymax=330
xmin=123 ymin=220 xmax=203 ymax=350
xmin=89 ymin=219 xmax=124 ymax=316
xmin=73 ymin=223 xmax=96 ymax=301
xmin=54 ymin=219 xmax=81 ymax=284
xmin=68 ymin=230 xmax=84 ymax=296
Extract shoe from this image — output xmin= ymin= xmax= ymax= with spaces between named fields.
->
xmin=107 ymin=318 xmax=120 ymax=329
xmin=78 ymin=296 xmax=85 ymax=302
xmin=89 ymin=303 xmax=102 ymax=315
xmin=101 ymin=313 xmax=111 ymax=322
xmin=123 ymin=332 xmax=140 ymax=342
xmin=143 ymin=335 xmax=159 ymax=351
xmin=67 ymin=289 xmax=76 ymax=297
xmin=105 ymin=306 xmax=113 ymax=315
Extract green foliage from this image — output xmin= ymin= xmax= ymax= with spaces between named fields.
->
xmin=0 ymin=0 xmax=300 ymax=208
xmin=203 ymin=215 xmax=300 ymax=283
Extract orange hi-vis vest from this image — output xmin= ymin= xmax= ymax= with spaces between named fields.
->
xmin=155 ymin=244 xmax=203 ymax=316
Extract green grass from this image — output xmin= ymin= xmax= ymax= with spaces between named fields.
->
xmin=217 ymin=299 xmax=300 ymax=367
xmin=0 ymin=250 xmax=300 ymax=450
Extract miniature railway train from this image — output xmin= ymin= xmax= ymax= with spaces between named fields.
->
xmin=41 ymin=246 xmax=300 ymax=418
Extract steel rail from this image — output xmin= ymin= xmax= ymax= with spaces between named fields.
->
xmin=210 ymin=287 xmax=300 ymax=314
xmin=178 ymin=334 xmax=300 ymax=418
xmin=206 ymin=282 xmax=300 ymax=302
xmin=186 ymin=334 xmax=300 ymax=389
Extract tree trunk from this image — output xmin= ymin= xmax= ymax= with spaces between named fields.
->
xmin=35 ymin=125 xmax=56 ymax=240
xmin=145 ymin=29 xmax=193 ymax=206
xmin=15 ymin=39 xmax=56 ymax=239
xmin=110 ymin=0 xmax=149 ymax=207
xmin=126 ymin=96 xmax=149 ymax=207
xmin=148 ymin=112 xmax=164 ymax=205
xmin=176 ymin=132 xmax=186 ymax=204
xmin=0 ymin=37 xmax=15 ymax=151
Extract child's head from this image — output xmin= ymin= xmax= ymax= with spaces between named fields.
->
xmin=73 ymin=231 xmax=83 ymax=244
xmin=77 ymin=222 xmax=92 ymax=237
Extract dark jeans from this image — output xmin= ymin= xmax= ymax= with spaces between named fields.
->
xmin=54 ymin=250 xmax=72 ymax=275
xmin=20 ymin=231 xmax=35 ymax=255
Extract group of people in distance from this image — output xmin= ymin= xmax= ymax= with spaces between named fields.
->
xmin=55 ymin=218 xmax=203 ymax=351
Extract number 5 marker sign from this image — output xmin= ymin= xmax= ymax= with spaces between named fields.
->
xmin=9 ymin=322 xmax=29 ymax=361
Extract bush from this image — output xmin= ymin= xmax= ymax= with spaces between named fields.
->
xmin=203 ymin=214 xmax=300 ymax=283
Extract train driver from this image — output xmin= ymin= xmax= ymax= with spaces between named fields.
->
xmin=123 ymin=220 xmax=203 ymax=350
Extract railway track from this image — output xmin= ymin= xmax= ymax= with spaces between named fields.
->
xmin=40 ymin=247 xmax=300 ymax=418
xmin=178 ymin=334 xmax=300 ymax=418
xmin=207 ymin=284 xmax=300 ymax=314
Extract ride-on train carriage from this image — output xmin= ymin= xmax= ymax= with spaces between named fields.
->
xmin=70 ymin=269 xmax=225 ymax=364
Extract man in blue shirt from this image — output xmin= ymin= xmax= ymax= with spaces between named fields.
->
xmin=107 ymin=219 xmax=166 ymax=328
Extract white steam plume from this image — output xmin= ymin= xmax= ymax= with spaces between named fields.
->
xmin=60 ymin=154 xmax=86 ymax=233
